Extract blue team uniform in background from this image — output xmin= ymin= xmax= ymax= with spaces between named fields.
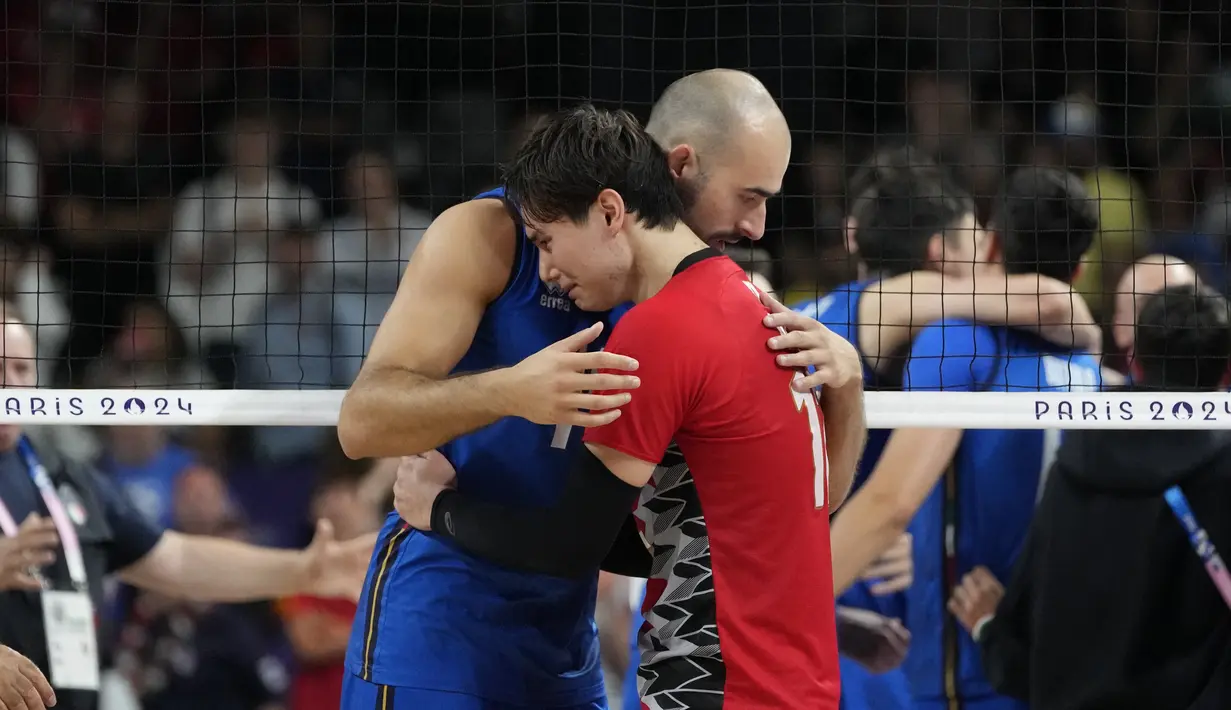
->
xmin=342 ymin=188 xmax=610 ymax=710
xmin=901 ymin=319 xmax=1101 ymax=710
xmin=798 ymin=282 xmax=913 ymax=710
xmin=621 ymin=582 xmax=645 ymax=710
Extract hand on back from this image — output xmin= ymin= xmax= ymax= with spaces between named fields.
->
xmin=501 ymin=322 xmax=641 ymax=427
xmin=760 ymin=291 xmax=862 ymax=391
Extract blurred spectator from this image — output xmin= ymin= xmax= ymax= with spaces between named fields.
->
xmin=1 ymin=125 xmax=39 ymax=228
xmin=85 ymin=297 xmax=215 ymax=390
xmin=962 ymin=284 xmax=1231 ymax=709
xmin=1032 ymin=95 xmax=1150 ymax=319
xmin=237 ymin=221 xmax=364 ymax=464
xmin=324 ymin=150 xmax=430 ymax=297
xmin=97 ymin=422 xmax=207 ymax=531
xmin=113 ymin=486 xmax=292 ymax=710
xmin=0 ymin=228 xmax=71 ymax=386
xmin=50 ymin=71 xmax=177 ymax=385
xmin=278 ymin=469 xmax=382 ymax=710
xmin=160 ymin=109 xmax=320 ymax=373
xmin=907 ymin=72 xmax=974 ymax=158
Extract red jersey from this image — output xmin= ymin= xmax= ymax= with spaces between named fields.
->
xmin=585 ymin=250 xmax=839 ymax=710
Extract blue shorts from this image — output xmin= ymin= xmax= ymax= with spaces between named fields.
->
xmin=341 ymin=673 xmax=608 ymax=710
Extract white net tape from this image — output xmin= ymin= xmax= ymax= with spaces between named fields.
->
xmin=7 ymin=390 xmax=1231 ymax=429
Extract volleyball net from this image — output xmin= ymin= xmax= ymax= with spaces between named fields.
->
xmin=2 ymin=1 xmax=1230 ymax=433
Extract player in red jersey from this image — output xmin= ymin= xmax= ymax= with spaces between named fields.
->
xmin=395 ymin=104 xmax=865 ymax=709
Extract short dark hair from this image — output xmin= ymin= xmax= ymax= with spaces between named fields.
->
xmin=503 ymin=105 xmax=684 ymax=230
xmin=848 ymin=144 xmax=945 ymax=204
xmin=991 ymin=168 xmax=1098 ymax=283
xmin=1135 ymin=284 xmax=1231 ymax=391
xmin=853 ymin=174 xmax=976 ymax=277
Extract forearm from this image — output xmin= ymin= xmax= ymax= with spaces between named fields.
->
xmin=429 ymin=447 xmax=642 ymax=579
xmin=339 ymin=366 xmax=512 ymax=458
xmin=121 ymin=532 xmax=309 ymax=602
xmin=829 ymin=492 xmax=908 ymax=595
xmin=963 ymin=275 xmax=1099 ymax=351
xmin=822 ymin=381 xmax=864 ymax=510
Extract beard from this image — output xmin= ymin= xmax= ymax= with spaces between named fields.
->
xmin=676 ymin=173 xmax=743 ymax=246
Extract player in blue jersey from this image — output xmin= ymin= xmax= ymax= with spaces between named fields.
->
xmin=827 ymin=167 xmax=1104 ymax=710
xmin=799 ymin=152 xmax=1101 ymax=710
xmin=336 ymin=70 xmax=817 ymax=710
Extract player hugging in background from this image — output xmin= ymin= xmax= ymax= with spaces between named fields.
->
xmin=799 ymin=147 xmax=1102 ymax=710
xmin=339 ymin=68 xmax=895 ymax=710
xmin=812 ymin=158 xmax=1104 ymax=710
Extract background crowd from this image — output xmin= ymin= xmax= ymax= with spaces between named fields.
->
xmin=1 ymin=0 xmax=1229 ymax=708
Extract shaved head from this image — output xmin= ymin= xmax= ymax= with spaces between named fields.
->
xmin=646 ymin=69 xmax=785 ymax=157
xmin=645 ymin=69 xmax=791 ymax=247
xmin=1113 ymin=254 xmax=1200 ymax=351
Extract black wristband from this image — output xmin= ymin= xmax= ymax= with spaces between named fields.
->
xmin=430 ymin=488 xmax=461 ymax=538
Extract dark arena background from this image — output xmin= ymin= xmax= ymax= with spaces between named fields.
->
xmin=0 ymin=1 xmax=1229 ymax=709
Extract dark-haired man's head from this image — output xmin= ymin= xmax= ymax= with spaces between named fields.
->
xmin=645 ymin=69 xmax=791 ymax=248
xmin=1134 ymin=284 xmax=1231 ymax=391
xmin=848 ymin=144 xmax=944 ymax=203
xmin=985 ymin=167 xmax=1097 ymax=284
xmin=844 ymin=145 xmax=946 ymax=259
xmin=852 ymin=174 xmax=983 ymax=279
xmin=504 ymin=105 xmax=687 ymax=311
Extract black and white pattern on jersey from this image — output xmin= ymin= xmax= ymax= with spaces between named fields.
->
xmin=636 ymin=443 xmax=727 ymax=710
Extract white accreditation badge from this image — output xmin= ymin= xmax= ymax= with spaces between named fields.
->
xmin=3 ymin=438 xmax=102 ymax=692
xmin=41 ymin=589 xmax=101 ymax=690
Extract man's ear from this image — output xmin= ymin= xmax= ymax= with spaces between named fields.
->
xmin=926 ymin=232 xmax=946 ymax=265
xmin=983 ymin=230 xmax=1003 ymax=266
xmin=665 ymin=144 xmax=698 ymax=181
xmin=596 ymin=188 xmax=626 ymax=234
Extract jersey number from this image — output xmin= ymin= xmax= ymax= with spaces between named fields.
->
xmin=551 ymin=424 xmax=572 ymax=449
xmin=741 ymin=280 xmax=830 ymax=509
xmin=792 ymin=375 xmax=830 ymax=510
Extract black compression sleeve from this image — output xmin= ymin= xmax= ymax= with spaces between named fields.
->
xmin=600 ymin=514 xmax=652 ymax=578
xmin=430 ymin=445 xmax=643 ymax=579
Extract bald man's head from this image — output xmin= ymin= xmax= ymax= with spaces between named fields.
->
xmin=1113 ymin=254 xmax=1200 ymax=352
xmin=647 ymin=69 xmax=781 ymax=153
xmin=646 ymin=69 xmax=791 ymax=247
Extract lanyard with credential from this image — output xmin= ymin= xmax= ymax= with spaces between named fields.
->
xmin=1164 ymin=484 xmax=1231 ymax=608
xmin=0 ymin=438 xmax=89 ymax=592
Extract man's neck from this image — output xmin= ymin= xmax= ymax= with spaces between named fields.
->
xmin=626 ymin=224 xmax=710 ymax=303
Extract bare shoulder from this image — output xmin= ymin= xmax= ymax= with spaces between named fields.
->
xmin=406 ymin=197 xmax=519 ymax=302
xmin=868 ymin=270 xmax=943 ymax=297
xmin=419 ymin=197 xmax=518 ymax=260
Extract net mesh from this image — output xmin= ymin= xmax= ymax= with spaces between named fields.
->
xmin=0 ymin=3 xmax=1228 ymax=709
xmin=0 ymin=2 xmax=1226 ymax=435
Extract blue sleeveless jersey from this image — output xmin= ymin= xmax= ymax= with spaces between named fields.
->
xmin=798 ymin=282 xmax=912 ymax=710
xmin=344 ymin=188 xmax=611 ymax=706
xmin=797 ymin=280 xmax=905 ymax=494
xmin=901 ymin=319 xmax=1101 ymax=706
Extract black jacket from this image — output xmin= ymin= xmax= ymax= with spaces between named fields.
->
xmin=982 ymin=428 xmax=1231 ymax=710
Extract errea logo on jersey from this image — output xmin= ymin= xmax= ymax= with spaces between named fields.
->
xmin=540 ymin=281 xmax=572 ymax=312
